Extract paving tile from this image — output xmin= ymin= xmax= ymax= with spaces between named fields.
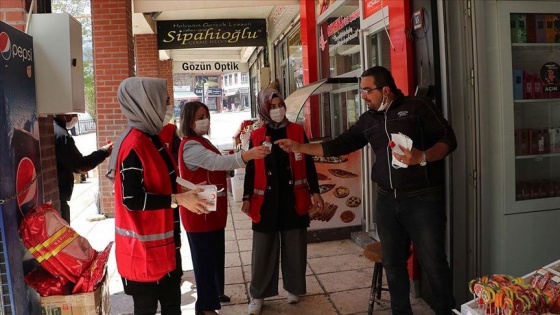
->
xmin=225 ymin=251 xmax=242 ymax=267
xmin=308 ymin=253 xmax=373 ymax=274
xmin=237 ymin=238 xmax=252 ymax=251
xmin=235 ymin=228 xmax=253 ymax=240
xmin=225 ymin=240 xmax=238 ymax=253
xmin=240 ymin=250 xmax=252 ymax=266
xmin=233 ymin=218 xmax=253 ymax=229
xmin=317 ymin=269 xmax=372 ymax=292
xmin=225 ymin=266 xmax=244 ymax=285
xmin=329 ymin=288 xmax=371 ymax=314
xmin=250 ymin=294 xmax=338 ymax=315
xmin=225 ymin=229 xmax=236 ymax=241
xmin=307 ymin=240 xmax=364 ymax=258
xmin=223 ymin=283 xmax=250 ymax=305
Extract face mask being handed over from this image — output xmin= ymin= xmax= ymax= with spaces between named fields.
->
xmin=270 ymin=107 xmax=286 ymax=123
xmin=194 ymin=118 xmax=210 ymax=135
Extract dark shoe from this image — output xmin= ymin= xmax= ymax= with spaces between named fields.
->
xmin=219 ymin=294 xmax=231 ymax=303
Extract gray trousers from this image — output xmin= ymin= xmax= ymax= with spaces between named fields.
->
xmin=249 ymin=228 xmax=307 ymax=299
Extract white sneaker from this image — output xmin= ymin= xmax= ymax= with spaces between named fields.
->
xmin=248 ymin=298 xmax=263 ymax=315
xmin=287 ymin=292 xmax=300 ymax=304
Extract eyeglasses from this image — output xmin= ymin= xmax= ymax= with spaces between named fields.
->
xmin=359 ymin=86 xmax=384 ymax=95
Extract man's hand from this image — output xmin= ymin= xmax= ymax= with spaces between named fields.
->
xmin=102 ymin=141 xmax=114 ymax=155
xmin=275 ymin=139 xmax=301 ymax=153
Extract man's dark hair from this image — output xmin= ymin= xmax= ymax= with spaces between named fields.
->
xmin=361 ymin=66 xmax=403 ymax=97
xmin=179 ymin=101 xmax=210 ymax=137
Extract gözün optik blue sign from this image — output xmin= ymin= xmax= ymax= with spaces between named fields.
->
xmin=157 ymin=19 xmax=266 ymax=50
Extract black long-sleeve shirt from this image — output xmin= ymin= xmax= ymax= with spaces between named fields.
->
xmin=54 ymin=121 xmax=109 ymax=201
xmin=322 ymin=95 xmax=457 ymax=192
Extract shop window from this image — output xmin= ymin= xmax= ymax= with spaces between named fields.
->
xmin=311 ymin=0 xmax=361 ymax=139
xmin=275 ymin=27 xmax=302 ymax=98
xmin=318 ymin=2 xmax=360 ymax=78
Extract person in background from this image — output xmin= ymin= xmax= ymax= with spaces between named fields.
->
xmin=107 ymin=77 xmax=211 ymax=315
xmin=159 ymin=107 xmax=181 ymax=163
xmin=276 ymin=66 xmax=457 ymax=315
xmin=178 ymin=101 xmax=270 ymax=315
xmin=242 ymin=88 xmax=324 ymax=315
xmin=54 ymin=114 xmax=113 ymax=223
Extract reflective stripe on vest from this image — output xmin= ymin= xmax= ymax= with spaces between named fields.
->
xmin=28 ymin=226 xmax=79 ymax=263
xmin=252 ymin=179 xmax=307 ymax=195
xmin=115 ymin=226 xmax=174 ymax=242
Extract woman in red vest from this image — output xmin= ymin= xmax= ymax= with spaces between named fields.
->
xmin=178 ymin=101 xmax=270 ymax=315
xmin=107 ymin=77 xmax=211 ymax=315
xmin=242 ymin=88 xmax=325 ymax=315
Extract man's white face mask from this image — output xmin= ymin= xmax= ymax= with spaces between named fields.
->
xmin=377 ymin=96 xmax=388 ymax=112
xmin=270 ymin=107 xmax=286 ymax=123
xmin=194 ymin=118 xmax=210 ymax=135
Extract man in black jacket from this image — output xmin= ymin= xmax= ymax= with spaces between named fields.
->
xmin=54 ymin=114 xmax=113 ymax=223
xmin=276 ymin=66 xmax=457 ymax=315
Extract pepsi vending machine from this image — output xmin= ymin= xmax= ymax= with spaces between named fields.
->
xmin=0 ymin=21 xmax=43 ymax=314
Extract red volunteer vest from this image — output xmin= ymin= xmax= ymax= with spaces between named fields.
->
xmin=248 ymin=123 xmax=312 ymax=223
xmin=114 ymin=129 xmax=177 ymax=282
xmin=178 ymin=136 xmax=228 ymax=232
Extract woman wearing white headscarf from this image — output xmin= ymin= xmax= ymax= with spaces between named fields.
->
xmin=108 ymin=77 xmax=210 ymax=315
xmin=242 ymin=88 xmax=325 ymax=315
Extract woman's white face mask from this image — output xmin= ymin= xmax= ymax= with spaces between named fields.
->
xmin=194 ymin=118 xmax=210 ymax=135
xmin=270 ymin=107 xmax=286 ymax=123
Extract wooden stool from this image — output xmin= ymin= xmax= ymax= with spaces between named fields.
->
xmin=363 ymin=242 xmax=388 ymax=315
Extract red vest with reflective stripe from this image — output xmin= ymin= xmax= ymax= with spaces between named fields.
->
xmin=178 ymin=136 xmax=228 ymax=232
xmin=114 ymin=129 xmax=176 ymax=282
xmin=159 ymin=123 xmax=177 ymax=164
xmin=248 ymin=123 xmax=311 ymax=223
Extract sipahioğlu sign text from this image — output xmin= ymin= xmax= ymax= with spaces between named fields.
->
xmin=173 ymin=61 xmax=249 ymax=73
xmin=157 ymin=19 xmax=267 ymax=50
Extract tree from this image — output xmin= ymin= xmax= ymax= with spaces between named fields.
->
xmin=51 ymin=0 xmax=95 ymax=117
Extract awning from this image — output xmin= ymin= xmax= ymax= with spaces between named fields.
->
xmin=285 ymin=77 xmax=358 ymax=122
xmin=174 ymin=91 xmax=199 ymax=100
xmin=224 ymin=89 xmax=238 ymax=97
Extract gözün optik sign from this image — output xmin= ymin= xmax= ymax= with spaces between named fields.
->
xmin=157 ymin=19 xmax=266 ymax=50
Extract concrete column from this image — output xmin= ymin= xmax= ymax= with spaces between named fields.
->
xmin=91 ymin=0 xmax=134 ymax=216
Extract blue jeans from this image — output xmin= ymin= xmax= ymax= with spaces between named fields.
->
xmin=376 ymin=191 xmax=455 ymax=315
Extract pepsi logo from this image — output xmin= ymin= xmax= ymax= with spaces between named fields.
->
xmin=0 ymin=32 xmax=11 ymax=61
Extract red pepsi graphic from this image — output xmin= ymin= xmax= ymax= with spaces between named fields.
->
xmin=0 ymin=32 xmax=11 ymax=60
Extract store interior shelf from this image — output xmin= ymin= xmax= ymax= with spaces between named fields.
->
xmin=514 ymin=98 xmax=560 ymax=104
xmin=516 ymin=152 xmax=560 ymax=159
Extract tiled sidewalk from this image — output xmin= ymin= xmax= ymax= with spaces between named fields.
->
xmin=69 ymin=177 xmax=434 ymax=315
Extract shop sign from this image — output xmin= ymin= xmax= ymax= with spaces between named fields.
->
xmin=319 ymin=9 xmax=360 ymax=52
xmin=363 ymin=0 xmax=383 ymax=19
xmin=194 ymin=75 xmax=220 ymax=96
xmin=157 ymin=19 xmax=267 ymax=50
xmin=173 ymin=61 xmax=248 ymax=73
